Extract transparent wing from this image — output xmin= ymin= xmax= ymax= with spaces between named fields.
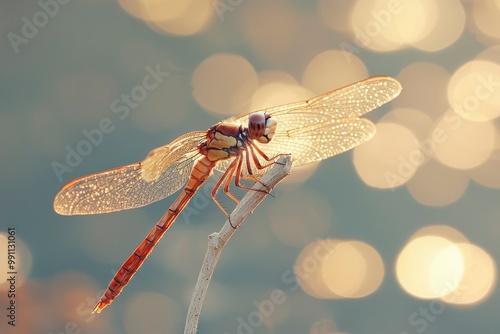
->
xmin=223 ymin=76 xmax=401 ymax=127
xmin=54 ymin=132 xmax=206 ymax=215
xmin=258 ymin=117 xmax=376 ymax=167
xmin=216 ymin=76 xmax=401 ymax=174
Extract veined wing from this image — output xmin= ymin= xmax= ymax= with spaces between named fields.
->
xmin=260 ymin=117 xmax=376 ymax=167
xmin=223 ymin=76 xmax=401 ymax=128
xmin=216 ymin=76 xmax=401 ymax=173
xmin=54 ymin=131 xmax=207 ymax=215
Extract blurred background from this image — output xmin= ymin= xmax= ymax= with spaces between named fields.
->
xmin=1 ymin=0 xmax=500 ymax=333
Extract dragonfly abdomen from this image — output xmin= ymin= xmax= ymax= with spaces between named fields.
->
xmin=93 ymin=156 xmax=215 ymax=313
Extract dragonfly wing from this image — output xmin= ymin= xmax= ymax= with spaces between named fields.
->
xmin=54 ymin=132 xmax=206 ymax=215
xmin=222 ymin=76 xmax=401 ymax=127
xmin=256 ymin=117 xmax=376 ymax=168
xmin=216 ymin=76 xmax=400 ymax=174
xmin=222 ymin=100 xmax=306 ymax=128
xmin=304 ymin=76 xmax=402 ymax=118
xmin=215 ymin=117 xmax=375 ymax=176
xmin=140 ymin=131 xmax=206 ymax=182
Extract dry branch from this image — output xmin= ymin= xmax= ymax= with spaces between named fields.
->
xmin=184 ymin=155 xmax=292 ymax=334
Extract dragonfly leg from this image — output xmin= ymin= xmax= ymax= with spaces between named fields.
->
xmin=252 ymin=141 xmax=290 ymax=163
xmin=223 ymin=155 xmax=243 ymax=205
xmin=211 ymin=156 xmax=239 ymax=218
xmin=215 ymin=156 xmax=242 ymax=229
xmin=247 ymin=142 xmax=290 ymax=173
xmin=247 ymin=143 xmax=273 ymax=172
xmin=232 ymin=149 xmax=272 ymax=195
xmin=238 ymin=144 xmax=280 ymax=194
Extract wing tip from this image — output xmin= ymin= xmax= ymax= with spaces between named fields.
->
xmin=53 ymin=197 xmax=72 ymax=216
xmin=368 ymin=75 xmax=403 ymax=97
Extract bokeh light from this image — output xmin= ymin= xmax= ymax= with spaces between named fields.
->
xmin=409 ymin=0 xmax=465 ymax=52
xmin=380 ymin=107 xmax=434 ymax=142
xmin=396 ymin=235 xmax=463 ymax=299
xmin=257 ymin=70 xmax=300 ymax=87
xmin=349 ymin=0 xmax=464 ymax=52
xmin=407 ymin=160 xmax=469 ymax=207
xmin=322 ymin=240 xmax=384 ymax=298
xmin=0 ymin=273 xmax=119 ymax=334
xmin=411 ymin=225 xmax=469 ymax=244
xmin=118 ymin=0 xmax=214 ymax=36
xmin=396 ymin=226 xmax=497 ymax=305
xmin=192 ymin=53 xmax=258 ymax=116
xmin=470 ymin=0 xmax=500 ymax=43
xmin=49 ymin=272 xmax=99 ymax=318
xmin=317 ymin=0 xmax=355 ymax=33
xmin=432 ymin=116 xmax=496 ymax=169
xmin=295 ymin=239 xmax=341 ymax=299
xmin=249 ymin=82 xmax=311 ymax=113
xmin=470 ymin=147 xmax=500 ymax=188
xmin=302 ymin=50 xmax=368 ymax=95
xmin=353 ymin=122 xmax=421 ymax=189
xmin=0 ymin=233 xmax=32 ymax=288
xmin=448 ymin=60 xmax=500 ymax=122
xmin=296 ymin=239 xmax=384 ymax=299
xmin=442 ymin=243 xmax=497 ymax=305
xmin=476 ymin=45 xmax=500 ymax=64
xmin=349 ymin=0 xmax=409 ymax=52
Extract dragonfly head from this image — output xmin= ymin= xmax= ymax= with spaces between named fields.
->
xmin=248 ymin=112 xmax=277 ymax=144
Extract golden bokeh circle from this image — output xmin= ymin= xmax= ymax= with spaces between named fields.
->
xmin=118 ymin=0 xmax=214 ymax=36
xmin=192 ymin=54 xmax=258 ymax=116
xmin=294 ymin=239 xmax=384 ymax=299
xmin=302 ymin=50 xmax=368 ymax=95
xmin=448 ymin=60 xmax=500 ymax=122
xmin=432 ymin=116 xmax=496 ymax=170
xmin=353 ymin=122 xmax=421 ymax=189
xmin=396 ymin=236 xmax=463 ymax=299
xmin=407 ymin=160 xmax=469 ymax=207
xmin=321 ymin=240 xmax=384 ymax=298
xmin=442 ymin=243 xmax=497 ymax=305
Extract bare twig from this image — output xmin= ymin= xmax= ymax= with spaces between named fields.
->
xmin=184 ymin=155 xmax=292 ymax=334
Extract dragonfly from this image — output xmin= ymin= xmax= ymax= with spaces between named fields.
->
xmin=53 ymin=76 xmax=402 ymax=313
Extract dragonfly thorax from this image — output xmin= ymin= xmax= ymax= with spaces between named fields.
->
xmin=201 ymin=123 xmax=244 ymax=162
xmin=200 ymin=112 xmax=277 ymax=163
xmin=247 ymin=112 xmax=277 ymax=144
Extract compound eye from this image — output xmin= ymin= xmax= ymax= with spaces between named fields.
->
xmin=248 ymin=113 xmax=266 ymax=139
